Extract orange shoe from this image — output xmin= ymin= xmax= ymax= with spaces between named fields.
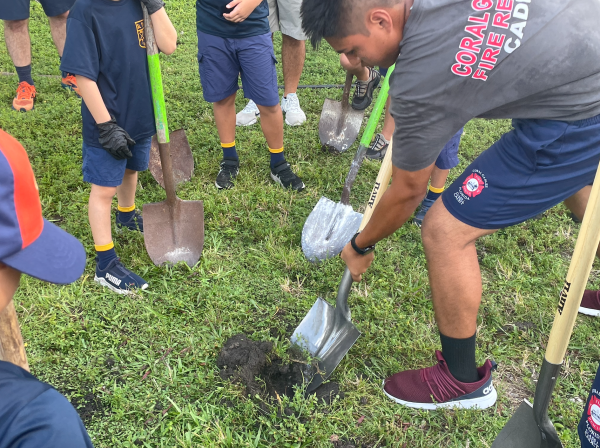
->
xmin=12 ymin=81 xmax=36 ymax=112
xmin=61 ymin=73 xmax=81 ymax=97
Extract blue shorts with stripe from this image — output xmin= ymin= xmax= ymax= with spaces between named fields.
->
xmin=442 ymin=115 xmax=600 ymax=229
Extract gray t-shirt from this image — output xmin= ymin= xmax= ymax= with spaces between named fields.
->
xmin=390 ymin=0 xmax=600 ymax=171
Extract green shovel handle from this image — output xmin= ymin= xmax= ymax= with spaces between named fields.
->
xmin=359 ymin=64 xmax=395 ymax=147
xmin=143 ymin=4 xmax=169 ymax=144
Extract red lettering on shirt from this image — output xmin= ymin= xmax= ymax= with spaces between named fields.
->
xmin=471 ymin=0 xmax=493 ymax=11
xmin=496 ymin=0 xmax=514 ymax=12
xmin=452 ymin=63 xmax=473 ymax=77
xmin=481 ymin=47 xmax=500 ymax=64
xmin=487 ymin=32 xmax=506 ymax=48
xmin=478 ymin=62 xmax=495 ymax=70
xmin=492 ymin=12 xmax=510 ymax=28
xmin=468 ymin=12 xmax=490 ymax=24
xmin=460 ymin=37 xmax=483 ymax=54
xmin=465 ymin=23 xmax=488 ymax=40
xmin=456 ymin=51 xmax=478 ymax=66
xmin=472 ymin=69 xmax=488 ymax=80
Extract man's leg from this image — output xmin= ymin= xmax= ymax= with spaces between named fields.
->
xmin=281 ymin=34 xmax=304 ymax=97
xmin=47 ymin=12 xmax=68 ymax=56
xmin=4 ymin=19 xmax=37 ymax=111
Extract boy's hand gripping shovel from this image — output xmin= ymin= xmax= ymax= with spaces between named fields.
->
xmin=492 ymin=162 xmax=600 ymax=448
xmin=291 ymin=141 xmax=394 ymax=393
xmin=319 ymin=72 xmax=364 ymax=153
xmin=141 ymin=5 xmax=204 ymax=266
xmin=302 ymin=66 xmax=394 ymax=262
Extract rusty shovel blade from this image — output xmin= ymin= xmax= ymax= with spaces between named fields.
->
xmin=143 ymin=197 xmax=204 ymax=267
xmin=319 ymin=99 xmax=364 ymax=153
xmin=148 ymin=129 xmax=194 ymax=189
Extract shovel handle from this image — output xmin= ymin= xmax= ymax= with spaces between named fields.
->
xmin=0 ymin=301 xmax=29 ymax=371
xmin=545 ymin=161 xmax=600 ymax=365
xmin=341 ymin=72 xmax=354 ymax=112
xmin=359 ymin=139 xmax=394 ymax=231
xmin=335 ymin=268 xmax=354 ymax=320
xmin=340 ymin=65 xmax=395 ymax=205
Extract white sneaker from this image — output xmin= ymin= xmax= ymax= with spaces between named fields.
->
xmin=236 ymin=100 xmax=260 ymax=126
xmin=280 ymin=93 xmax=306 ymax=126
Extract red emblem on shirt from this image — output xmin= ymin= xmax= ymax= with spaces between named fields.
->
xmin=588 ymin=395 xmax=600 ymax=432
xmin=462 ymin=173 xmax=485 ymax=197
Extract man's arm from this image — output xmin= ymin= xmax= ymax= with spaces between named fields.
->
xmin=341 ymin=162 xmax=434 ymax=281
xmin=149 ymin=8 xmax=177 ymax=55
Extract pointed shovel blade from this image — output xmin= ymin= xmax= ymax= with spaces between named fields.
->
xmin=302 ymin=197 xmax=363 ymax=263
xmin=148 ymin=130 xmax=194 ymax=189
xmin=319 ymin=99 xmax=363 ymax=153
xmin=143 ymin=197 xmax=204 ymax=266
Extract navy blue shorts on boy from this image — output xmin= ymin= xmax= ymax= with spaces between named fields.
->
xmin=442 ymin=115 xmax=600 ymax=229
xmin=0 ymin=0 xmax=74 ymax=20
xmin=197 ymin=31 xmax=279 ymax=106
xmin=82 ymin=137 xmax=152 ymax=187
xmin=436 ymin=128 xmax=462 ymax=170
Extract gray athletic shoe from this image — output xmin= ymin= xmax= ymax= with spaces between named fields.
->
xmin=236 ymin=100 xmax=260 ymax=126
xmin=365 ymin=133 xmax=390 ymax=161
xmin=281 ymin=93 xmax=306 ymax=126
xmin=215 ymin=158 xmax=240 ymax=190
xmin=352 ymin=67 xmax=381 ymax=110
xmin=270 ymin=161 xmax=305 ymax=191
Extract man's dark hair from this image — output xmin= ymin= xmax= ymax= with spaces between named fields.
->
xmin=301 ymin=0 xmax=400 ymax=49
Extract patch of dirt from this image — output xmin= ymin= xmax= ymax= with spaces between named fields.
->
xmin=69 ymin=391 xmax=104 ymax=424
xmin=217 ymin=334 xmax=343 ymax=405
xmin=331 ymin=438 xmax=374 ymax=448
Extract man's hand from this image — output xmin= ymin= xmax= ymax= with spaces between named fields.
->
xmin=341 ymin=242 xmax=375 ymax=282
xmin=223 ymin=0 xmax=264 ymax=22
xmin=141 ymin=0 xmax=165 ymax=15
xmin=96 ymin=116 xmax=136 ymax=160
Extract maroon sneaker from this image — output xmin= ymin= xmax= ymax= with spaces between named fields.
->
xmin=579 ymin=290 xmax=600 ymax=317
xmin=383 ymin=351 xmax=497 ymax=410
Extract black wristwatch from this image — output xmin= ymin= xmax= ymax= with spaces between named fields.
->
xmin=350 ymin=232 xmax=376 ymax=255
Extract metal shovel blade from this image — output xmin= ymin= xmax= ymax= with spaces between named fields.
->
xmin=291 ymin=269 xmax=360 ymax=393
xmin=143 ymin=197 xmax=204 ymax=266
xmin=302 ymin=196 xmax=362 ymax=263
xmin=148 ymin=130 xmax=194 ymax=189
xmin=319 ymin=99 xmax=364 ymax=153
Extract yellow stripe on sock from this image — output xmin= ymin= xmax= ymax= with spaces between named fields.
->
xmin=429 ymin=185 xmax=444 ymax=194
xmin=118 ymin=204 xmax=135 ymax=213
xmin=95 ymin=241 xmax=114 ymax=252
xmin=221 ymin=141 xmax=236 ymax=148
xmin=269 ymin=146 xmax=284 ymax=154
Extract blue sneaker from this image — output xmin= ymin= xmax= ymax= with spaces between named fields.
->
xmin=413 ymin=197 xmax=436 ymax=227
xmin=95 ymin=258 xmax=148 ymax=295
xmin=116 ymin=210 xmax=143 ymax=232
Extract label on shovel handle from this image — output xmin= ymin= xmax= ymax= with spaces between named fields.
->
xmin=580 ymin=362 xmax=600 ymax=447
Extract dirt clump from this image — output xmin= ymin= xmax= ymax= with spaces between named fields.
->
xmin=217 ymin=334 xmax=343 ymax=404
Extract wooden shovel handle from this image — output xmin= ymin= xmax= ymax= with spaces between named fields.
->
xmin=341 ymin=72 xmax=354 ymax=110
xmin=359 ymin=140 xmax=394 ymax=231
xmin=0 ymin=301 xmax=29 ymax=371
xmin=546 ymin=161 xmax=600 ymax=364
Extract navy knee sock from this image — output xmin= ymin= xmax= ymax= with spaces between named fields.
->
xmin=439 ymin=331 xmax=479 ymax=383
xmin=15 ymin=65 xmax=34 ymax=85
xmin=425 ymin=186 xmax=444 ymax=202
xmin=222 ymin=142 xmax=238 ymax=160
xmin=269 ymin=146 xmax=285 ymax=168
xmin=96 ymin=244 xmax=118 ymax=270
xmin=117 ymin=205 xmax=136 ymax=222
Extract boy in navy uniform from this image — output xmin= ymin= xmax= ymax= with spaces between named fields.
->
xmin=197 ymin=0 xmax=305 ymax=191
xmin=60 ymin=0 xmax=177 ymax=294
xmin=0 ymin=130 xmax=92 ymax=448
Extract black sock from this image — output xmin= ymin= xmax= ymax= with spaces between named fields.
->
xmin=15 ymin=65 xmax=34 ymax=85
xmin=439 ymin=331 xmax=479 ymax=383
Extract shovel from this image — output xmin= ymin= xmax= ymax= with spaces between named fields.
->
xmin=492 ymin=162 xmax=600 ymax=448
xmin=292 ymin=141 xmax=395 ymax=393
xmin=141 ymin=5 xmax=204 ymax=266
xmin=303 ymin=65 xmax=394 ymax=263
xmin=148 ymin=130 xmax=194 ymax=189
xmin=319 ymin=72 xmax=364 ymax=153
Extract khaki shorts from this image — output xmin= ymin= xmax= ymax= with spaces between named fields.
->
xmin=268 ymin=0 xmax=306 ymax=41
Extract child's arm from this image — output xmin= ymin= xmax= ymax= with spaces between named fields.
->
xmin=223 ymin=0 xmax=264 ymax=23
xmin=76 ymin=75 xmax=111 ymax=124
xmin=142 ymin=0 xmax=177 ymax=54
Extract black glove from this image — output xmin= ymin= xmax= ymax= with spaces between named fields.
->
xmin=141 ymin=0 xmax=165 ymax=15
xmin=96 ymin=116 xmax=136 ymax=160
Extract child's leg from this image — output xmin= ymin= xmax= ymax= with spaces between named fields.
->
xmin=255 ymin=104 xmax=285 ymax=167
xmin=89 ymin=183 xmax=118 ymax=269
xmin=429 ymin=167 xmax=451 ymax=192
xmin=114 ymin=169 xmax=142 ymax=227
xmin=213 ymin=93 xmax=238 ymax=160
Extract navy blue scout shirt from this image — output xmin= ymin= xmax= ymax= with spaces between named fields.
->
xmin=0 ymin=361 xmax=94 ymax=448
xmin=60 ymin=0 xmax=155 ymax=147
xmin=196 ymin=0 xmax=270 ymax=38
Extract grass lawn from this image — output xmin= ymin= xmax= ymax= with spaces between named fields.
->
xmin=1 ymin=2 xmax=599 ymax=447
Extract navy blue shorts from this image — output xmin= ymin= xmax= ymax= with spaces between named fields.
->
xmin=443 ymin=115 xmax=600 ymax=229
xmin=82 ymin=137 xmax=151 ymax=187
xmin=0 ymin=0 xmax=75 ymax=20
xmin=197 ymin=31 xmax=279 ymax=106
xmin=436 ymin=128 xmax=462 ymax=170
